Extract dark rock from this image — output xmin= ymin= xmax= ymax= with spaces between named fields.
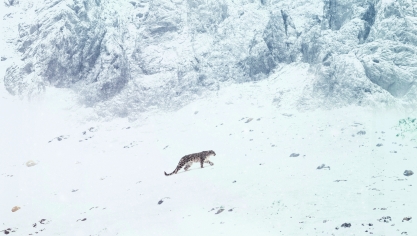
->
xmin=404 ymin=170 xmax=414 ymax=176
xmin=402 ymin=217 xmax=412 ymax=222
xmin=215 ymin=209 xmax=224 ymax=214
xmin=89 ymin=127 xmax=97 ymax=132
xmin=289 ymin=153 xmax=299 ymax=157
xmin=317 ymin=164 xmax=330 ymax=170
xmin=341 ymin=223 xmax=351 ymax=228
xmin=357 ymin=131 xmax=366 ymax=135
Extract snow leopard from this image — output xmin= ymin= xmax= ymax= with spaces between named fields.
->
xmin=164 ymin=150 xmax=216 ymax=176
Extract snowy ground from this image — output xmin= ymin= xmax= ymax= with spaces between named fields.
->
xmin=1 ymin=66 xmax=416 ymax=235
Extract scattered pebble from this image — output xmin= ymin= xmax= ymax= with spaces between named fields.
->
xmin=317 ymin=164 xmax=330 ymax=170
xmin=26 ymin=160 xmax=37 ymax=167
xmin=341 ymin=223 xmax=351 ymax=228
xmin=377 ymin=216 xmax=392 ymax=223
xmin=376 ymin=143 xmax=383 ymax=147
xmin=39 ymin=219 xmax=49 ymax=224
xmin=245 ymin=118 xmax=253 ymax=123
xmin=357 ymin=131 xmax=366 ymax=135
xmin=89 ymin=127 xmax=97 ymax=132
xmin=402 ymin=217 xmax=412 ymax=222
xmin=289 ymin=153 xmax=299 ymax=157
xmin=48 ymin=135 xmax=69 ymax=143
xmin=124 ymin=141 xmax=140 ymax=148
xmin=158 ymin=197 xmax=170 ymax=205
xmin=403 ymin=170 xmax=414 ymax=176
xmin=11 ymin=206 xmax=20 ymax=212
xmin=215 ymin=209 xmax=224 ymax=214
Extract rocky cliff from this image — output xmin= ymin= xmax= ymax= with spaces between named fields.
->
xmin=1 ymin=0 xmax=417 ymax=116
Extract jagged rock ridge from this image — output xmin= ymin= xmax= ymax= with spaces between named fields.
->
xmin=2 ymin=0 xmax=417 ymax=116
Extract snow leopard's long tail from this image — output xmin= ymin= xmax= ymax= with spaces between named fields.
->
xmin=164 ymin=170 xmax=175 ymax=176
xmin=164 ymin=163 xmax=184 ymax=176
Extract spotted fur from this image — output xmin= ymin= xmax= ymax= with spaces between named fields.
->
xmin=164 ymin=150 xmax=216 ymax=176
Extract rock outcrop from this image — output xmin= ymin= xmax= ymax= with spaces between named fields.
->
xmin=2 ymin=0 xmax=416 ymax=116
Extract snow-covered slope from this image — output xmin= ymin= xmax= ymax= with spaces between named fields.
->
xmin=1 ymin=67 xmax=416 ymax=235
xmin=1 ymin=0 xmax=417 ymax=117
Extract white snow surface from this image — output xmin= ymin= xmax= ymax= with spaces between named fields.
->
xmin=1 ymin=67 xmax=416 ymax=235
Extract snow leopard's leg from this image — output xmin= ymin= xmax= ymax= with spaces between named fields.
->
xmin=184 ymin=162 xmax=193 ymax=171
xmin=204 ymin=160 xmax=214 ymax=166
xmin=200 ymin=159 xmax=204 ymax=168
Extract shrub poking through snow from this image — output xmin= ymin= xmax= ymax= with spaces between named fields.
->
xmin=396 ymin=118 xmax=417 ymax=139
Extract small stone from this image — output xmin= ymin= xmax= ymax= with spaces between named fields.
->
xmin=245 ymin=118 xmax=253 ymax=123
xmin=402 ymin=217 xmax=412 ymax=222
xmin=290 ymin=153 xmax=299 ymax=157
xmin=341 ymin=223 xmax=351 ymax=228
xmin=158 ymin=200 xmax=163 ymax=205
xmin=26 ymin=160 xmax=37 ymax=167
xmin=376 ymin=143 xmax=383 ymax=147
xmin=11 ymin=206 xmax=20 ymax=212
xmin=403 ymin=170 xmax=414 ymax=176
xmin=215 ymin=209 xmax=224 ymax=214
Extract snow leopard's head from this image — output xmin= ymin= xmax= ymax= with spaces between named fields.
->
xmin=208 ymin=150 xmax=216 ymax=156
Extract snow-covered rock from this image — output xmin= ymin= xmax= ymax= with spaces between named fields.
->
xmin=1 ymin=0 xmax=416 ymax=117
